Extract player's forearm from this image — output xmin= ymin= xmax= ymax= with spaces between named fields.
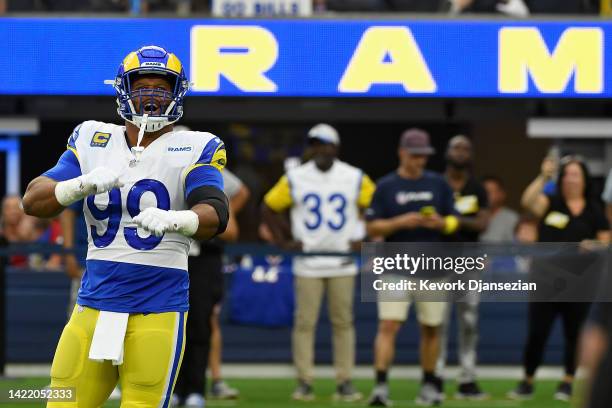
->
xmin=458 ymin=211 xmax=490 ymax=233
xmin=191 ymin=203 xmax=225 ymax=241
xmin=22 ymin=176 xmax=65 ymax=218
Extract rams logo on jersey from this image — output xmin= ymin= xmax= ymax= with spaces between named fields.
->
xmin=211 ymin=146 xmax=227 ymax=171
xmin=91 ymin=132 xmax=111 ymax=148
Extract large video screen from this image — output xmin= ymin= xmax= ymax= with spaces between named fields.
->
xmin=0 ymin=18 xmax=608 ymax=97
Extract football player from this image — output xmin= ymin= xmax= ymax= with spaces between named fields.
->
xmin=22 ymin=45 xmax=229 ymax=407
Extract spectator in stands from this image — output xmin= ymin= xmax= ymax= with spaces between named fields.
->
xmin=525 ymin=0 xmax=598 ymax=14
xmin=509 ymin=155 xmax=610 ymax=402
xmin=385 ymin=0 xmax=446 ymax=11
xmin=447 ymin=0 xmax=529 ymax=16
xmin=366 ymin=129 xmax=458 ymax=407
xmin=324 ymin=0 xmax=444 ymax=12
xmin=480 ymin=176 xmax=519 ymax=243
xmin=21 ymin=216 xmax=63 ymax=271
xmin=1 ymin=195 xmax=23 ymax=243
xmin=1 ymin=195 xmax=28 ymax=267
xmin=511 ymin=213 xmax=539 ymax=275
xmin=447 ymin=0 xmax=598 ymax=15
xmin=437 ymin=135 xmax=490 ymax=399
xmin=1 ymin=196 xmax=63 ymax=270
xmin=514 ymin=213 xmax=539 ymax=244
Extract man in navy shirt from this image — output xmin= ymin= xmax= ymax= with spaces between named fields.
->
xmin=366 ymin=129 xmax=459 ymax=407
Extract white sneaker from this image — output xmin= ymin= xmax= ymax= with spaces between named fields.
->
xmin=185 ymin=393 xmax=206 ymax=408
xmin=368 ymin=384 xmax=391 ymax=406
xmin=170 ymin=394 xmax=181 ymax=407
xmin=415 ymin=382 xmax=442 ymax=406
xmin=108 ymin=387 xmax=122 ymax=400
xmin=211 ymin=381 xmax=240 ymax=399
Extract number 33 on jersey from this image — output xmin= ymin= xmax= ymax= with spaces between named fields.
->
xmin=264 ymin=160 xmax=375 ymax=277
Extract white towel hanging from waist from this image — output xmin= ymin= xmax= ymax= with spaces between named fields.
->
xmin=88 ymin=311 xmax=129 ymax=366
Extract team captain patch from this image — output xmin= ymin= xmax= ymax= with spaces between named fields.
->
xmin=91 ymin=131 xmax=111 ymax=147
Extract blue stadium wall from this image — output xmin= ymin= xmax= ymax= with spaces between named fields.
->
xmin=6 ymin=270 xmax=564 ymax=365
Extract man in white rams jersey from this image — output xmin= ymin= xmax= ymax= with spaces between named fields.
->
xmin=22 ymin=45 xmax=229 ymax=407
xmin=262 ymin=124 xmax=375 ymax=402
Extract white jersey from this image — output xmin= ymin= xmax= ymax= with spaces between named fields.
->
xmin=59 ymin=120 xmax=225 ymax=313
xmin=285 ymin=160 xmax=370 ymax=277
xmin=71 ymin=120 xmax=220 ymax=271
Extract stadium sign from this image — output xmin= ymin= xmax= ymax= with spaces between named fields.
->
xmin=0 ymin=18 xmax=607 ymax=97
xmin=212 ymin=0 xmax=312 ymax=16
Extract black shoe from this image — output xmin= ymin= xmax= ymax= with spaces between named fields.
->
xmin=507 ymin=381 xmax=534 ymax=400
xmin=333 ymin=381 xmax=363 ymax=402
xmin=456 ymin=381 xmax=488 ymax=400
xmin=433 ymin=376 xmax=444 ymax=393
xmin=292 ymin=381 xmax=314 ymax=401
xmin=554 ymin=382 xmax=572 ymax=402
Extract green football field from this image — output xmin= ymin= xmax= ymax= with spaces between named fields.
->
xmin=0 ymin=378 xmax=583 ymax=407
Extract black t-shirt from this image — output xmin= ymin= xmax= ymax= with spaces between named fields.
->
xmin=366 ymin=171 xmax=456 ymax=242
xmin=448 ymin=176 xmax=489 ymax=242
xmin=538 ymin=195 xmax=609 ymax=242
xmin=592 ymin=303 xmax=612 ymax=333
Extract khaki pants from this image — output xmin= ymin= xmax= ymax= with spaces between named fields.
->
xmin=292 ymin=275 xmax=355 ymax=384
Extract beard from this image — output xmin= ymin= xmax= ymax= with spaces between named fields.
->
xmin=448 ymin=159 xmax=471 ymax=170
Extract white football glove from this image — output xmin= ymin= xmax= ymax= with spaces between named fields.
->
xmin=55 ymin=166 xmax=124 ymax=206
xmin=132 ymin=207 xmax=199 ymax=238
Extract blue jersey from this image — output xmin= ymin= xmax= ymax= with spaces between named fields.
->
xmin=366 ymin=171 xmax=456 ymax=242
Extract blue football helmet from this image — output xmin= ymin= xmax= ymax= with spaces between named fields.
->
xmin=107 ymin=45 xmax=189 ymax=132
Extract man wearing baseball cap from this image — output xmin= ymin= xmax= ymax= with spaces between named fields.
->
xmin=366 ymin=129 xmax=459 ymax=406
xmin=262 ymin=123 xmax=376 ymax=402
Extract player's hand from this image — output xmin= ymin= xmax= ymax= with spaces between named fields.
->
xmin=55 ymin=167 xmax=124 ymax=207
xmin=80 ymin=167 xmax=124 ymax=195
xmin=133 ymin=207 xmax=177 ymax=237
xmin=421 ymin=213 xmax=446 ymax=231
xmin=398 ymin=212 xmax=423 ymax=229
xmin=540 ymin=157 xmax=557 ymax=180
